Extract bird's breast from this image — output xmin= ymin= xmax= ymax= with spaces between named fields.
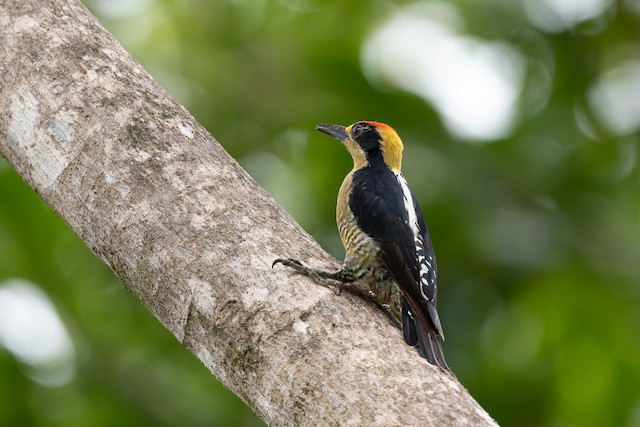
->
xmin=336 ymin=172 xmax=385 ymax=276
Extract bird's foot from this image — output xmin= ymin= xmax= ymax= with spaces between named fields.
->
xmin=273 ymin=258 xmax=401 ymax=329
xmin=272 ymin=258 xmax=349 ymax=292
xmin=377 ymin=302 xmax=402 ymax=328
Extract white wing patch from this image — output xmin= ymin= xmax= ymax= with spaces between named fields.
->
xmin=416 ymin=241 xmax=437 ymax=302
xmin=395 ymin=172 xmax=419 ymax=236
xmin=394 ymin=171 xmax=436 ymax=303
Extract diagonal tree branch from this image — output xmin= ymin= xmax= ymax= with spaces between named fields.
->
xmin=0 ymin=1 xmax=497 ymax=425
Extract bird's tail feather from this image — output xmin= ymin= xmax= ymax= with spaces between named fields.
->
xmin=402 ymin=300 xmax=419 ymax=346
xmin=401 ymin=299 xmax=450 ymax=371
xmin=415 ymin=323 xmax=450 ymax=371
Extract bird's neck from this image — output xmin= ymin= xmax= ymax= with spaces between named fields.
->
xmin=367 ymin=152 xmax=397 ymax=172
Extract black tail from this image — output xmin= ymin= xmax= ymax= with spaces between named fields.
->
xmin=415 ymin=321 xmax=450 ymax=371
xmin=402 ymin=301 xmax=450 ymax=371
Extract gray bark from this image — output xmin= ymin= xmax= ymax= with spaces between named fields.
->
xmin=0 ymin=1 xmax=497 ymax=425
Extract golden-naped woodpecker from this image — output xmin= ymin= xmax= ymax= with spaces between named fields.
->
xmin=274 ymin=121 xmax=449 ymax=371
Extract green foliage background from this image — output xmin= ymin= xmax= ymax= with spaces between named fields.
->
xmin=1 ymin=0 xmax=639 ymax=426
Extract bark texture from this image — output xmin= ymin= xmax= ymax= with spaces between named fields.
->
xmin=0 ymin=1 xmax=497 ymax=425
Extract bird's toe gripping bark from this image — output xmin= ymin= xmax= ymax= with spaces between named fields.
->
xmin=272 ymin=257 xmax=347 ymax=290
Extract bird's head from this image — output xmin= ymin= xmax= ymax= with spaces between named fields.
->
xmin=316 ymin=121 xmax=404 ymax=172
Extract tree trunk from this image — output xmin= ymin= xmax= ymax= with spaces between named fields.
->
xmin=0 ymin=1 xmax=497 ymax=425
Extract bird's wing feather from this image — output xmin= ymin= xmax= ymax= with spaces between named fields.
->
xmin=349 ymin=168 xmax=442 ymax=336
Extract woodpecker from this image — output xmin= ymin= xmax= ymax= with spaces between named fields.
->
xmin=274 ymin=121 xmax=449 ymax=371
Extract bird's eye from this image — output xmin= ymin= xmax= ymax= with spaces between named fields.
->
xmin=350 ymin=123 xmax=367 ymax=139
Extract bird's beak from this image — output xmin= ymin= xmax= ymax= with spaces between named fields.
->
xmin=316 ymin=123 xmax=348 ymax=142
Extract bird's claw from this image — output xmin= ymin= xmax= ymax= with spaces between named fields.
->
xmin=333 ymin=282 xmax=343 ymax=296
xmin=272 ymin=258 xmax=303 ymax=268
